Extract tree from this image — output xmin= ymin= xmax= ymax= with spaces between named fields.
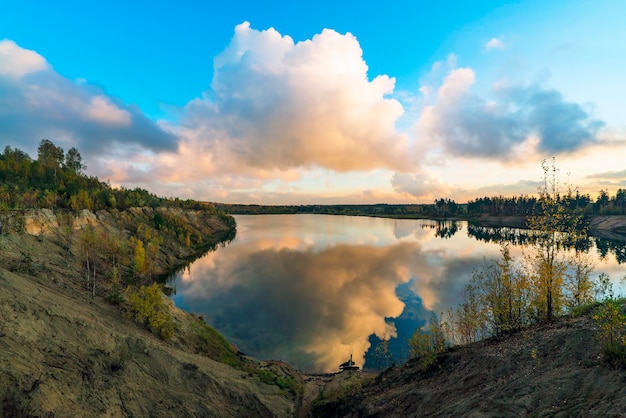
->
xmin=592 ymin=299 xmax=626 ymax=368
xmin=615 ymin=189 xmax=626 ymax=214
xmin=526 ymin=158 xmax=585 ymax=322
xmin=596 ymin=189 xmax=610 ymax=214
xmin=461 ymin=245 xmax=530 ymax=339
xmin=43 ymin=189 xmax=57 ymax=209
xmin=454 ymin=280 xmax=485 ymax=344
xmin=372 ymin=336 xmax=393 ymax=372
xmin=145 ymin=238 xmax=161 ymax=279
xmin=64 ymin=147 xmax=86 ymax=175
xmin=37 ymin=139 xmax=64 ymax=167
xmin=79 ymin=227 xmax=98 ymax=297
xmin=563 ymin=252 xmax=594 ymax=310
xmin=479 ymin=245 xmax=529 ymax=336
xmin=409 ymin=312 xmax=448 ymax=370
xmin=37 ymin=139 xmax=64 ymax=189
xmin=133 ymin=239 xmax=147 ymax=278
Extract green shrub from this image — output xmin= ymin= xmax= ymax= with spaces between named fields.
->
xmin=255 ymin=367 xmax=299 ymax=394
xmin=592 ymin=299 xmax=626 ymax=368
xmin=409 ymin=312 xmax=447 ymax=371
xmin=107 ymin=286 xmax=125 ymax=305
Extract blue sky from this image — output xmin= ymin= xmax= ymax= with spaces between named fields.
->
xmin=1 ymin=0 xmax=625 ymax=203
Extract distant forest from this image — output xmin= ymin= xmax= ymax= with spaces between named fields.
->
xmin=214 ymin=187 xmax=626 ymax=219
xmin=0 ymin=139 xmax=225 ymax=215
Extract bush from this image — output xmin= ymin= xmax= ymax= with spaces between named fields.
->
xmin=255 ymin=367 xmax=299 ymax=394
xmin=409 ymin=312 xmax=447 ymax=371
xmin=592 ymin=299 xmax=626 ymax=368
xmin=107 ymin=288 xmax=125 ymax=305
xmin=126 ymin=283 xmax=174 ymax=340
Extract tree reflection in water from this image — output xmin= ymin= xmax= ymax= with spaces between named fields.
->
xmin=467 ymin=223 xmax=626 ymax=264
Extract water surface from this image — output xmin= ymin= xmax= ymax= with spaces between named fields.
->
xmin=170 ymin=214 xmax=626 ymax=372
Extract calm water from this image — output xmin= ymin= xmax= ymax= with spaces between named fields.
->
xmin=170 ymin=214 xmax=626 ymax=372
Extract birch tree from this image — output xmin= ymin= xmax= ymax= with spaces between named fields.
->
xmin=526 ymin=158 xmax=585 ymax=322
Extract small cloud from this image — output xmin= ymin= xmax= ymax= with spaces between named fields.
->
xmin=419 ymin=86 xmax=432 ymax=98
xmin=472 ymin=179 xmax=543 ymax=197
xmin=390 ymin=171 xmax=453 ymax=200
xmin=485 ymin=37 xmax=506 ymax=51
xmin=586 ymin=169 xmax=626 ymax=180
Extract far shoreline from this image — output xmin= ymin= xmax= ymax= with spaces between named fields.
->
xmin=213 ymin=203 xmax=626 ymax=241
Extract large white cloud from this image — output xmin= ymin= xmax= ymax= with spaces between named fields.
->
xmin=0 ymin=39 xmax=176 ymax=159
xmin=174 ymin=22 xmax=411 ymax=174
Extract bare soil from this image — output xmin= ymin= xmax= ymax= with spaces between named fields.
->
xmin=310 ymin=312 xmax=626 ymax=417
xmin=587 ymin=215 xmax=626 ymax=240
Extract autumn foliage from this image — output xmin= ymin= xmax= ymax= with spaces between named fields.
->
xmin=409 ymin=160 xmax=607 ymax=366
xmin=126 ymin=283 xmax=175 ymax=340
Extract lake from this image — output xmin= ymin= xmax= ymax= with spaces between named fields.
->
xmin=170 ymin=214 xmax=626 ymax=373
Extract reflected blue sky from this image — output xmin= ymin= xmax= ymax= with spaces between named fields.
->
xmin=171 ymin=214 xmax=625 ymax=372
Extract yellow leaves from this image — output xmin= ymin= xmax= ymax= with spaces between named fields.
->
xmin=526 ymin=159 xmax=587 ymax=322
xmin=465 ymin=245 xmax=529 ymax=338
xmin=125 ymin=283 xmax=175 ymax=340
xmin=131 ymin=236 xmax=162 ymax=279
xmin=134 ymin=239 xmax=146 ymax=276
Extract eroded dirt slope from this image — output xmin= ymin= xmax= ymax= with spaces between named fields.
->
xmin=0 ymin=214 xmax=299 ymax=417
xmin=312 ymin=313 xmax=626 ymax=417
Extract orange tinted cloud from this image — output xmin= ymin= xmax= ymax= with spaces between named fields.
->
xmin=169 ymin=22 xmax=411 ymax=176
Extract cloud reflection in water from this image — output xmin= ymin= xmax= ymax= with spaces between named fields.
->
xmin=171 ymin=215 xmax=502 ymax=372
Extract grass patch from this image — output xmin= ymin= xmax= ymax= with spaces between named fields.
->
xmin=254 ymin=367 xmax=299 ymax=394
xmin=187 ymin=319 xmax=242 ymax=368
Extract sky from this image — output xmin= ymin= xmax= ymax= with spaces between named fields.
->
xmin=1 ymin=0 xmax=625 ymax=204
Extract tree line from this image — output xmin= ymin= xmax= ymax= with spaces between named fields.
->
xmin=467 ymin=188 xmax=626 ymax=217
xmin=213 ymin=202 xmax=458 ymax=218
xmin=216 ymin=187 xmax=626 ymax=220
xmin=0 ymin=139 xmax=234 ymax=215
